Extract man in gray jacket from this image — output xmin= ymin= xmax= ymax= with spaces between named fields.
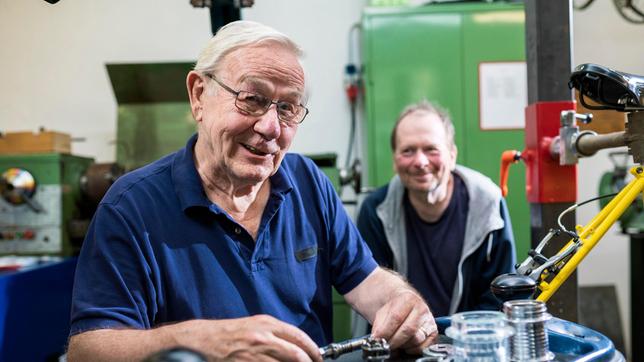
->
xmin=357 ymin=100 xmax=516 ymax=316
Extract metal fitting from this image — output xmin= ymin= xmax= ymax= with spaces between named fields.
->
xmin=503 ymin=300 xmax=554 ymax=361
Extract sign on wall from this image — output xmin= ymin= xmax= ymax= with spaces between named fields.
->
xmin=479 ymin=61 xmax=527 ymax=130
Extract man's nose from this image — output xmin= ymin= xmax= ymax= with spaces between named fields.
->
xmin=412 ymin=151 xmax=429 ymax=169
xmin=254 ymin=104 xmax=281 ymax=140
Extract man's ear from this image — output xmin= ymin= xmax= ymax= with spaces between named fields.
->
xmin=450 ymin=144 xmax=458 ymax=171
xmin=187 ymin=71 xmax=206 ymax=122
xmin=392 ymin=150 xmax=399 ymax=174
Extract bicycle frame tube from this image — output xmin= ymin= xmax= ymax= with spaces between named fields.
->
xmin=537 ymin=166 xmax=644 ymax=302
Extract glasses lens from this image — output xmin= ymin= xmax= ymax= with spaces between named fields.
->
xmin=236 ymin=90 xmax=307 ymax=124
xmin=236 ymin=91 xmax=271 ymax=115
xmin=276 ymin=102 xmax=305 ymax=124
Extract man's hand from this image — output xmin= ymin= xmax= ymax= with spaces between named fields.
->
xmin=344 ymin=268 xmax=437 ymax=355
xmin=68 ymin=315 xmax=322 ymax=362
xmin=370 ymin=289 xmax=437 ymax=354
xmin=170 ymin=315 xmax=323 ymax=362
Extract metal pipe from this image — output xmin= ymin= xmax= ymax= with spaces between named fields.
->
xmin=576 ymin=131 xmax=626 ymax=157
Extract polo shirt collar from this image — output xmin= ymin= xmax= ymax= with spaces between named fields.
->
xmin=172 ymin=134 xmax=211 ymax=211
xmin=172 ymin=134 xmax=294 ymax=212
xmin=268 ymin=156 xmax=294 ymax=197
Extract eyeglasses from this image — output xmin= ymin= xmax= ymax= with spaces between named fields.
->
xmin=205 ymin=73 xmax=309 ymax=125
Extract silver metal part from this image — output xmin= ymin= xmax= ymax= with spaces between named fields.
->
xmin=503 ymin=300 xmax=554 ymax=361
xmin=319 ymin=335 xmax=390 ymax=361
xmin=422 ymin=336 xmax=456 ymax=362
xmin=361 ymin=337 xmax=390 ymax=361
xmin=576 ymin=131 xmax=626 ymax=157
xmin=515 ymin=229 xmax=581 ymax=282
xmin=319 ymin=335 xmax=371 ymax=360
xmin=557 ymin=110 xmax=581 ymax=165
xmin=556 ymin=110 xmax=630 ymax=165
xmin=420 ymin=343 xmax=454 ymax=361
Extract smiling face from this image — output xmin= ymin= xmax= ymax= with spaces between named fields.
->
xmin=189 ymin=42 xmax=305 ymax=187
xmin=393 ymin=111 xmax=457 ymax=198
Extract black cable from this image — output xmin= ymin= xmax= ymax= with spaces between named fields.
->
xmin=577 ymin=192 xmax=619 ymax=207
xmin=344 ymin=23 xmax=362 ymax=170
xmin=557 ymin=192 xmax=619 ymax=239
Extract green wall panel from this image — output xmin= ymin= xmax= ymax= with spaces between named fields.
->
xmin=460 ymin=8 xmax=529 ymax=259
xmin=363 ymin=10 xmax=464 ymax=184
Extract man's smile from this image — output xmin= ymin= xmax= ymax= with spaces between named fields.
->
xmin=241 ymin=143 xmax=274 ymax=156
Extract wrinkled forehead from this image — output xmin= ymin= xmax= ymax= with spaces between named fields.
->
xmin=401 ymin=112 xmax=445 ymax=135
xmin=239 ymin=76 xmax=305 ymax=101
xmin=218 ymin=43 xmax=306 ymax=96
xmin=397 ymin=112 xmax=450 ymax=145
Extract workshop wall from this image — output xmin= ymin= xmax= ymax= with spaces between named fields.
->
xmin=0 ymin=0 xmax=366 ymax=167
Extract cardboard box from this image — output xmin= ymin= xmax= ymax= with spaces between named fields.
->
xmin=0 ymin=131 xmax=71 ymax=154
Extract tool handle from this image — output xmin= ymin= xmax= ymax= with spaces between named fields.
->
xmin=500 ymin=150 xmax=522 ymax=197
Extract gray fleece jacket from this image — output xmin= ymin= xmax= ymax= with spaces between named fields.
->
xmin=357 ymin=165 xmax=516 ymax=314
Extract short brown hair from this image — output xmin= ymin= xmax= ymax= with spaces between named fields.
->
xmin=390 ymin=100 xmax=455 ymax=151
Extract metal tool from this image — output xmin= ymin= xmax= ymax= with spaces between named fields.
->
xmin=319 ymin=335 xmax=390 ymax=360
xmin=320 ymin=335 xmax=370 ymax=359
xmin=361 ymin=337 xmax=390 ymax=361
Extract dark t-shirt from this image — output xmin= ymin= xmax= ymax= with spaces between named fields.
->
xmin=405 ymin=173 xmax=468 ymax=316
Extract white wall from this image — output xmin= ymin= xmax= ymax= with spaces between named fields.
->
xmin=573 ymin=1 xmax=644 ymax=357
xmin=0 ymin=0 xmax=639 ymax=357
xmin=0 ymin=0 xmax=366 ymax=165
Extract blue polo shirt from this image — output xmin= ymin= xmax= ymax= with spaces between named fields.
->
xmin=69 ymin=134 xmax=377 ymax=345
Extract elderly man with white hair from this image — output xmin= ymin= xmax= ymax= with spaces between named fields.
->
xmin=67 ymin=21 xmax=436 ymax=362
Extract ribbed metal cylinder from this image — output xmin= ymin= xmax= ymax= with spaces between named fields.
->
xmin=503 ymin=300 xmax=554 ymax=362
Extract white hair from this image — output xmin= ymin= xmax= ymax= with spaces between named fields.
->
xmin=194 ymin=20 xmax=303 ymax=74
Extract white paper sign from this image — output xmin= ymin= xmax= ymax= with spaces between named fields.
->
xmin=479 ymin=62 xmax=527 ymax=130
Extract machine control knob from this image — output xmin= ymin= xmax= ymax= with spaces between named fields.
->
xmin=22 ymin=230 xmax=35 ymax=240
xmin=0 ymin=168 xmax=44 ymax=213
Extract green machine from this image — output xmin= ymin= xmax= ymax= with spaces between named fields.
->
xmin=107 ymin=63 xmax=198 ymax=171
xmin=362 ymin=1 xmax=530 ymax=258
xmin=0 ymin=153 xmax=93 ymax=255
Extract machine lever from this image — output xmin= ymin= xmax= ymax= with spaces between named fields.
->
xmin=499 ymin=150 xmax=522 ymax=197
xmin=20 ymin=191 xmax=45 ymax=213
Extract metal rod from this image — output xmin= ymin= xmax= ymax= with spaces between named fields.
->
xmin=576 ymin=131 xmax=626 ymax=157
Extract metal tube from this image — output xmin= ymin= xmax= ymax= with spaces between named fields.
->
xmin=576 ymin=131 xmax=626 ymax=157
